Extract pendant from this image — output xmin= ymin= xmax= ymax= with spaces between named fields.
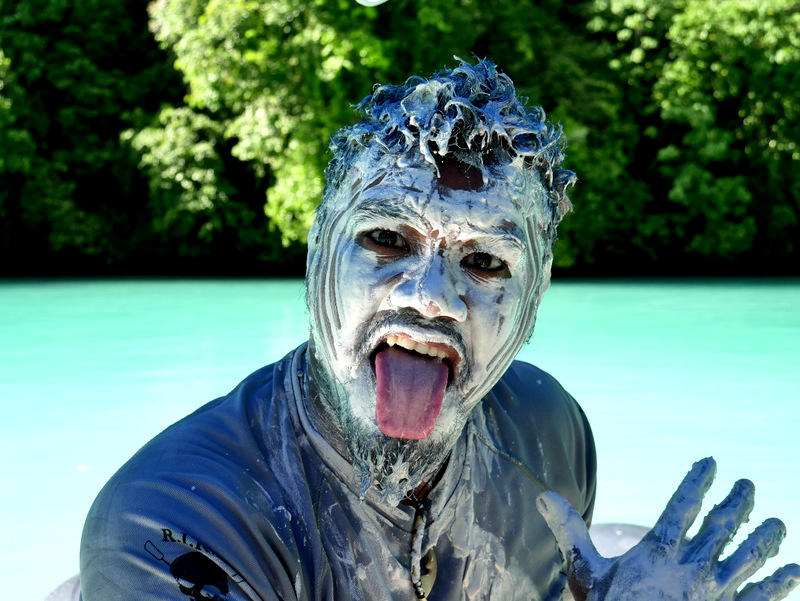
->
xmin=419 ymin=547 xmax=437 ymax=598
xmin=411 ymin=509 xmax=438 ymax=599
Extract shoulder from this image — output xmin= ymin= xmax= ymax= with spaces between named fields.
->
xmin=485 ymin=359 xmax=588 ymax=430
xmin=80 ymin=347 xmax=310 ymax=600
xmin=88 ymin=347 xmax=302 ymax=508
xmin=116 ymin=358 xmax=284 ymax=476
xmin=477 ymin=359 xmax=597 ymax=519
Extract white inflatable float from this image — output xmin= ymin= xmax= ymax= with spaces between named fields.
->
xmin=588 ymin=522 xmax=650 ymax=558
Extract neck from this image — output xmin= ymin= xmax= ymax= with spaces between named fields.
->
xmin=302 ymin=351 xmax=351 ymax=461
xmin=401 ymin=453 xmax=450 ymax=505
xmin=300 ymin=345 xmax=455 ymax=504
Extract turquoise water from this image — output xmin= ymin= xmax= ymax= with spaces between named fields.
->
xmin=1 ymin=278 xmax=798 ymax=599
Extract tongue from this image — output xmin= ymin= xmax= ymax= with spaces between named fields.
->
xmin=374 ymin=346 xmax=449 ymax=440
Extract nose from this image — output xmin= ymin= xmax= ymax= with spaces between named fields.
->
xmin=389 ymin=253 xmax=468 ymax=322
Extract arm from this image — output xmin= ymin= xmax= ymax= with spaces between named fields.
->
xmin=537 ymin=457 xmax=800 ymax=601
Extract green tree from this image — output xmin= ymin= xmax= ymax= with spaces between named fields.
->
xmin=7 ymin=0 xmax=794 ymax=274
xmin=142 ymin=0 xmax=611 ymax=258
xmin=126 ymin=106 xmax=281 ymax=260
xmin=655 ymin=0 xmax=800 ymax=261
xmin=583 ymin=0 xmax=800 ymax=271
xmin=0 ymin=46 xmax=37 ymax=228
xmin=0 ymin=0 xmax=186 ymax=273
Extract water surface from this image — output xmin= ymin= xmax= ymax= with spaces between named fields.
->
xmin=1 ymin=278 xmax=797 ymax=599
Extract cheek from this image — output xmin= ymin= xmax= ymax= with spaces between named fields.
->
xmin=335 ymin=246 xmax=402 ymax=326
xmin=493 ymin=295 xmax=522 ymax=346
xmin=467 ymin=285 xmax=522 ymax=353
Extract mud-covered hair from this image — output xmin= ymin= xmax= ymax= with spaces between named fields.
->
xmin=322 ymin=58 xmax=576 ymax=240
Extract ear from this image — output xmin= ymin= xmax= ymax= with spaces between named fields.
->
xmin=539 ymin=257 xmax=553 ymax=296
xmin=306 ymin=221 xmax=320 ymax=275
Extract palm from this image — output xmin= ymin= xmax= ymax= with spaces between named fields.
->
xmin=538 ymin=458 xmax=800 ymax=601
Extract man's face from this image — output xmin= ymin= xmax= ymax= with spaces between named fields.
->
xmin=307 ymin=149 xmax=549 ymax=455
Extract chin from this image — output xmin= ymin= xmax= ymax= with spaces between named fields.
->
xmin=340 ymin=387 xmax=468 ymax=504
xmin=322 ymin=355 xmax=472 ymax=503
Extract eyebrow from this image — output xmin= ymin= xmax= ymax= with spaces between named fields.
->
xmin=350 ymin=197 xmax=426 ymax=225
xmin=350 ymin=200 xmax=526 ymax=252
xmin=465 ymin=220 xmax=526 ymax=252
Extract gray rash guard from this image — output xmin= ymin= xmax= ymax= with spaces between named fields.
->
xmin=80 ymin=344 xmax=596 ymax=601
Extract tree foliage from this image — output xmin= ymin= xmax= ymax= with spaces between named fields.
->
xmin=1 ymin=0 xmax=798 ymax=275
xmin=140 ymin=0 xmax=602 ymax=251
xmin=0 ymin=0 xmax=284 ymax=274
xmin=578 ymin=0 xmax=800 ymax=270
xmin=655 ymin=0 xmax=800 ymax=260
xmin=0 ymin=0 xmax=187 ymax=272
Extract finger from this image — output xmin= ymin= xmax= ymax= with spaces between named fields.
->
xmin=736 ymin=564 xmax=800 ymax=601
xmin=652 ymin=457 xmax=717 ymax=549
xmin=719 ymin=518 xmax=787 ymax=589
xmin=537 ymin=491 xmax=605 ymax=581
xmin=683 ymin=479 xmax=756 ymax=565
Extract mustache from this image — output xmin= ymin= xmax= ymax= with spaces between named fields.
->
xmin=356 ymin=308 xmax=467 ymax=360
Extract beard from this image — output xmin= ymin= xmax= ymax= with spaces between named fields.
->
xmin=307 ymin=306 xmax=476 ymax=505
xmin=306 ymin=337 xmax=464 ymax=506
xmin=339 ymin=404 xmax=459 ymax=504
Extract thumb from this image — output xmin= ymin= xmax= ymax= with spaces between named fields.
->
xmin=537 ymin=491 xmax=604 ymax=583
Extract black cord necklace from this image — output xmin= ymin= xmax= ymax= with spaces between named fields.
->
xmin=300 ymin=352 xmax=440 ymax=598
xmin=407 ymin=494 xmax=438 ymax=600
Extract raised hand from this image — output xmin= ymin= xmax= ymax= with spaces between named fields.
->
xmin=537 ymin=458 xmax=800 ymax=601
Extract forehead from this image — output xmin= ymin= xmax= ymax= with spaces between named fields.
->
xmin=333 ymin=150 xmax=540 ymax=238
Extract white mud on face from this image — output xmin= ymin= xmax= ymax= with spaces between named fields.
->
xmin=305 ymin=150 xmax=554 ymax=503
xmin=304 ymin=59 xmax=579 ymax=505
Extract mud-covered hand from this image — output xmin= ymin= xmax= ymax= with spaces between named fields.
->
xmin=537 ymin=458 xmax=800 ymax=601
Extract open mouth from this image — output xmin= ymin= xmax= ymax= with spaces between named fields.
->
xmin=370 ymin=335 xmax=459 ymax=440
xmin=370 ymin=335 xmax=457 ymax=384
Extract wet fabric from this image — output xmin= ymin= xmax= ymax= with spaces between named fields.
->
xmin=80 ymin=343 xmax=596 ymax=601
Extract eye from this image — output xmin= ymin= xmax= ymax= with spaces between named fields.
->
xmin=368 ymin=229 xmax=406 ymax=248
xmin=199 ymin=586 xmax=224 ymax=599
xmin=176 ymin=579 xmax=195 ymax=591
xmin=360 ymin=229 xmax=410 ymax=256
xmin=462 ymin=252 xmax=509 ymax=277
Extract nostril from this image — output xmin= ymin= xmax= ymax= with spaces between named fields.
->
xmin=424 ymin=301 xmax=440 ymax=318
xmin=389 ymin=271 xmax=467 ymax=321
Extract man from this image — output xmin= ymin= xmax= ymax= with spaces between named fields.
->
xmin=79 ymin=60 xmax=798 ymax=601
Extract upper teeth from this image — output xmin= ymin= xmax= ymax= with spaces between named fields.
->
xmin=386 ymin=336 xmax=447 ymax=359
